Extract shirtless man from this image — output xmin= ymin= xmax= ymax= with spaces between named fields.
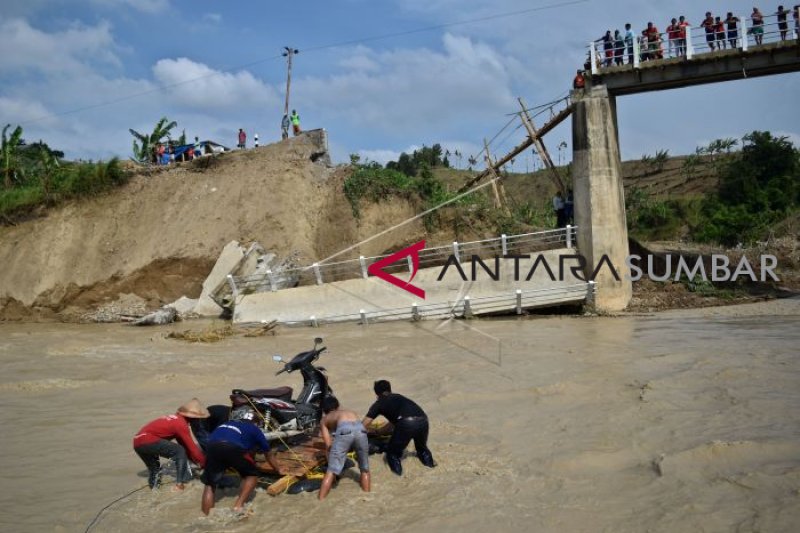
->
xmin=318 ymin=396 xmax=370 ymax=500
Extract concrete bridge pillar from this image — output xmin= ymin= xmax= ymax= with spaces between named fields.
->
xmin=571 ymin=85 xmax=632 ymax=311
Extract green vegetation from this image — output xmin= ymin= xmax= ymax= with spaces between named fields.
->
xmin=627 ymin=131 xmax=799 ymax=246
xmin=129 ymin=116 xmax=183 ymax=164
xmin=345 ymin=146 xmax=558 ymax=236
xmin=1 ymin=124 xmax=125 ymax=222
xmin=385 ymin=144 xmax=450 ymax=176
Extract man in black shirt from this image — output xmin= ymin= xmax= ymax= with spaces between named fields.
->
xmin=362 ymin=380 xmax=435 ymax=475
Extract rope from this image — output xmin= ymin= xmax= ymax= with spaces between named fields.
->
xmin=242 ymin=396 xmax=315 ymax=477
xmin=84 ymin=485 xmax=148 ymax=533
xmin=317 ymin=176 xmax=500 ymax=265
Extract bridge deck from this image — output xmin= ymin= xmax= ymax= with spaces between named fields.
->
xmin=593 ymin=41 xmax=800 ymax=95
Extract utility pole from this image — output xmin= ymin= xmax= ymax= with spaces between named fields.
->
xmin=282 ymin=47 xmax=299 ymax=117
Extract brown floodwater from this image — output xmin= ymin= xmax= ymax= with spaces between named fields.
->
xmin=1 ymin=299 xmax=799 ymax=532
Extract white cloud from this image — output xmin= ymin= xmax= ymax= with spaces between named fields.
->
xmin=202 ymin=13 xmax=222 ymax=24
xmin=357 ymin=149 xmax=403 ymax=165
xmin=152 ymin=58 xmax=280 ymax=110
xmin=297 ymin=33 xmax=516 ymax=136
xmin=90 ymin=0 xmax=170 ymax=13
xmin=0 ymin=96 xmax=59 ymax=128
xmin=0 ymin=18 xmax=120 ymax=74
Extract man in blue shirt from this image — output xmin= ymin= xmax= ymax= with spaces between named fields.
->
xmin=201 ymin=408 xmax=278 ymax=515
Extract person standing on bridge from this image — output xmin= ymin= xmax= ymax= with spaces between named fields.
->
xmin=777 ymin=5 xmax=790 ymax=40
xmin=237 ymin=128 xmax=246 ymax=149
xmin=600 ymin=30 xmax=614 ymax=67
xmin=751 ymin=7 xmax=765 ymax=45
xmin=667 ymin=18 xmax=681 ymax=57
xmin=613 ymin=30 xmax=625 ymax=65
xmin=646 ymin=22 xmax=663 ymax=59
xmin=715 ymin=17 xmax=727 ymax=49
xmin=624 ymin=23 xmax=636 ymax=64
xmin=725 ymin=13 xmax=741 ymax=48
xmin=701 ymin=12 xmax=717 ymax=51
xmin=677 ymin=16 xmax=691 ymax=56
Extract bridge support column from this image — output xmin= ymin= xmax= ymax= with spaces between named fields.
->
xmin=571 ymin=86 xmax=632 ymax=311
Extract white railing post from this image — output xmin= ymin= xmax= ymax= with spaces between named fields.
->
xmin=226 ymin=274 xmax=239 ymax=300
xmin=463 ymin=296 xmax=472 ymax=317
xmin=312 ymin=263 xmax=323 ymax=285
xmin=407 ymin=255 xmax=413 ymax=273
xmin=501 ymin=234 xmax=508 ymax=256
xmin=515 ymin=289 xmax=523 ymax=315
xmin=452 ymin=241 xmax=460 ymax=263
xmin=589 ymin=42 xmax=598 ymax=76
xmin=359 ymin=309 xmax=367 ymax=325
xmin=266 ymin=269 xmax=277 ymax=292
xmin=740 ymin=16 xmax=748 ymax=51
xmin=633 ymin=37 xmax=640 ymax=68
xmin=359 ymin=256 xmax=368 ymax=279
xmin=310 ymin=315 xmax=318 ymax=327
xmin=686 ymin=26 xmax=694 ymax=59
xmin=412 ymin=303 xmax=420 ymax=321
xmin=566 ymin=225 xmax=573 ymax=248
xmin=587 ymin=280 xmax=596 ymax=306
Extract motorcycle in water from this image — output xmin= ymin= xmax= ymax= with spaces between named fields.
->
xmin=228 ymin=337 xmax=334 ymax=441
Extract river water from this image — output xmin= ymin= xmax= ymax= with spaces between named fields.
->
xmin=1 ymin=299 xmax=799 ymax=532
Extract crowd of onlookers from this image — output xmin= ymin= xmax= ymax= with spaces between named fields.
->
xmin=589 ymin=5 xmax=800 ymax=68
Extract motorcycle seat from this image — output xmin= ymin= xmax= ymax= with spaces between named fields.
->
xmin=230 ymin=387 xmax=293 ymax=405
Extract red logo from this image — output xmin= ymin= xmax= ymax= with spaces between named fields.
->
xmin=367 ymin=240 xmax=426 ymax=298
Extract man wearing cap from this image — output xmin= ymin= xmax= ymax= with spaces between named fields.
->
xmin=362 ymin=380 xmax=435 ymax=476
xmin=133 ymin=398 xmax=209 ymax=490
xmin=201 ymin=408 xmax=279 ymax=515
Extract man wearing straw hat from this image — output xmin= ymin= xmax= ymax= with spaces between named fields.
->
xmin=133 ymin=398 xmax=209 ymax=490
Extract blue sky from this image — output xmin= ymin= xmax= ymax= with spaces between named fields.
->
xmin=1 ymin=0 xmax=798 ymax=168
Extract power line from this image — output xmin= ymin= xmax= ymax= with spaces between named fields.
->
xmin=17 ymin=0 xmax=589 ymax=126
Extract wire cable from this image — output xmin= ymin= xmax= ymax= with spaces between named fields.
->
xmin=18 ymin=0 xmax=589 ymax=126
xmin=84 ymin=485 xmax=148 ymax=533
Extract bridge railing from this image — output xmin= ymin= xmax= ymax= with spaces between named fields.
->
xmin=231 ymin=226 xmax=578 ymax=294
xmin=587 ymin=12 xmax=799 ymax=75
xmin=274 ymin=281 xmax=595 ymax=327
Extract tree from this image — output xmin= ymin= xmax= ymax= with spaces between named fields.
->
xmin=2 ymin=124 xmax=24 ymax=188
xmin=129 ymin=117 xmax=178 ymax=163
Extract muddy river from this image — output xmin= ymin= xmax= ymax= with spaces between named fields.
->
xmin=1 ymin=299 xmax=799 ymax=532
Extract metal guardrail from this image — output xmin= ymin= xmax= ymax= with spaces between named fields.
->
xmin=587 ymin=12 xmax=799 ymax=74
xmin=231 ymin=226 xmax=578 ymax=294
xmin=267 ymin=281 xmax=595 ymax=327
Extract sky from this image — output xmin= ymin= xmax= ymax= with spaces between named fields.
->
xmin=1 ymin=0 xmax=799 ymax=169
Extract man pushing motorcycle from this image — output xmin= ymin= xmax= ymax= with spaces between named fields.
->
xmin=201 ymin=407 xmax=280 ymax=515
xmin=362 ymin=380 xmax=436 ymax=476
xmin=318 ymin=396 xmax=371 ymax=500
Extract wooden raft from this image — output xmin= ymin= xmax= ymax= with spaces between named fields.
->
xmin=255 ymin=434 xmax=327 ymax=495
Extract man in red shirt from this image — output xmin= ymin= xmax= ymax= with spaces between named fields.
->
xmin=666 ymin=18 xmax=680 ymax=58
xmin=133 ymin=398 xmax=209 ymax=490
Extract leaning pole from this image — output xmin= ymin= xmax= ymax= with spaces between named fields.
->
xmin=571 ymin=85 xmax=632 ymax=311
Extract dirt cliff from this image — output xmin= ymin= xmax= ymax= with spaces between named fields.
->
xmin=0 ymin=135 xmax=424 ymax=321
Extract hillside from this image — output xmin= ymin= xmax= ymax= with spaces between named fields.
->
xmin=0 ymin=135 xmax=425 ymax=321
xmin=1 ymin=137 xmax=794 ymax=322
